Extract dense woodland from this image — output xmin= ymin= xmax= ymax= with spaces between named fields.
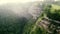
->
xmin=0 ymin=1 xmax=60 ymax=34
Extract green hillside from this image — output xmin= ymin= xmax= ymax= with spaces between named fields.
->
xmin=25 ymin=4 xmax=60 ymax=34
xmin=0 ymin=4 xmax=60 ymax=34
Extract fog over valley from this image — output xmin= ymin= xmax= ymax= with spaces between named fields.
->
xmin=0 ymin=0 xmax=60 ymax=34
xmin=0 ymin=2 xmax=43 ymax=19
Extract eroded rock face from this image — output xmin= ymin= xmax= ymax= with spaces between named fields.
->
xmin=28 ymin=3 xmax=42 ymax=19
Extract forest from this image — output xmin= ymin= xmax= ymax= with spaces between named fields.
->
xmin=0 ymin=1 xmax=60 ymax=34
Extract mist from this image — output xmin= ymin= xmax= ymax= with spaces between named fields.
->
xmin=0 ymin=1 xmax=43 ymax=19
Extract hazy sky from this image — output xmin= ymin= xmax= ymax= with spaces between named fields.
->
xmin=0 ymin=0 xmax=58 ymax=5
xmin=0 ymin=0 xmax=41 ymax=5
